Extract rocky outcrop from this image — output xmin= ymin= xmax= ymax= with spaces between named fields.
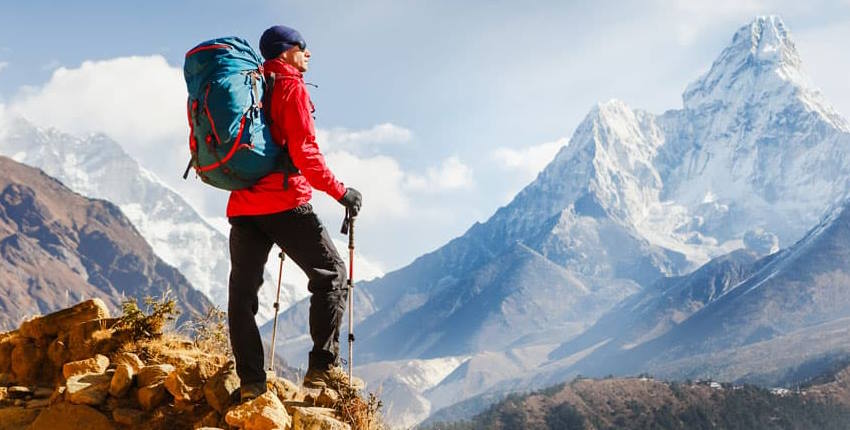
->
xmin=0 ymin=300 xmax=377 ymax=430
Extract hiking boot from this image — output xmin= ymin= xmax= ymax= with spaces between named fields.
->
xmin=303 ymin=366 xmax=365 ymax=390
xmin=240 ymin=381 xmax=268 ymax=402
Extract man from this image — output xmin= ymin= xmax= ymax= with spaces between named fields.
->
xmin=226 ymin=24 xmax=362 ymax=400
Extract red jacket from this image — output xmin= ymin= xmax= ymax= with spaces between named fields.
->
xmin=226 ymin=60 xmax=346 ymax=217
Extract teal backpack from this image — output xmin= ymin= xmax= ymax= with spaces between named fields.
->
xmin=182 ymin=37 xmax=297 ymax=190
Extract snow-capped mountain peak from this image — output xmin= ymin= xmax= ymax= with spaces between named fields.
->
xmin=683 ymin=16 xmax=818 ymax=114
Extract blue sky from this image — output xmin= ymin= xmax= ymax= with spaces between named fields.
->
xmin=1 ymin=1 xmax=849 ymax=273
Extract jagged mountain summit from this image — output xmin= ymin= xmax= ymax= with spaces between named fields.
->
xmin=355 ymin=14 xmax=850 ymax=364
xmin=260 ymin=16 xmax=850 ymax=427
xmin=0 ymin=118 xmax=299 ymax=323
xmin=0 ymin=156 xmax=212 ymax=328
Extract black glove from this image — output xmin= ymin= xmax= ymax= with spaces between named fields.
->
xmin=338 ymin=187 xmax=362 ymax=217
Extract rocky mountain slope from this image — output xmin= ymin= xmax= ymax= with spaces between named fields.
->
xmin=0 ymin=156 xmax=211 ymax=329
xmin=0 ymin=119 xmax=299 ymax=323
xmin=260 ymin=16 xmax=850 ymax=427
xmin=422 ymin=365 xmax=850 ymax=430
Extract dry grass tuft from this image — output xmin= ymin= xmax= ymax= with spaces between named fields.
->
xmin=328 ymin=370 xmax=386 ymax=430
xmin=181 ymin=305 xmax=231 ymax=356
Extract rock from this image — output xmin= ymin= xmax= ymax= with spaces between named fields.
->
xmin=33 ymin=387 xmax=54 ymax=398
xmin=26 ymin=398 xmax=50 ymax=409
xmin=14 ymin=398 xmax=24 ymax=407
xmin=137 ymin=364 xmax=174 ymax=387
xmin=18 ymin=299 xmax=110 ymax=340
xmin=109 ymin=363 xmax=134 ymax=398
xmin=66 ymin=373 xmax=111 ymax=406
xmin=224 ymin=391 xmax=291 ymax=430
xmin=49 ymin=386 xmax=66 ymax=405
xmin=7 ymin=386 xmax=32 ymax=399
xmin=112 ymin=408 xmax=145 ymax=426
xmin=11 ymin=340 xmax=45 ymax=384
xmin=28 ymin=402 xmax=115 ymax=430
xmin=0 ymin=406 xmax=41 ymax=429
xmin=165 ymin=368 xmax=204 ymax=402
xmin=137 ymin=382 xmax=168 ymax=411
xmin=48 ymin=336 xmax=70 ymax=368
xmin=67 ymin=319 xmax=118 ymax=361
xmin=111 ymin=352 xmax=144 ymax=373
xmin=203 ymin=363 xmax=240 ymax=413
xmin=268 ymin=377 xmax=302 ymax=402
xmin=193 ymin=410 xmax=221 ymax=429
xmin=62 ymin=354 xmax=110 ymax=380
xmin=0 ymin=337 xmax=14 ymax=374
xmin=0 ymin=372 xmax=14 ymax=386
xmin=314 ymin=388 xmax=340 ymax=408
xmin=292 ymin=407 xmax=350 ymax=430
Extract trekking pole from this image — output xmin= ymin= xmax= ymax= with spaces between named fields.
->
xmin=341 ymin=208 xmax=356 ymax=384
xmin=268 ymin=248 xmax=285 ymax=375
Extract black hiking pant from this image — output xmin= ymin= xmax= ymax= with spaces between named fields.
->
xmin=228 ymin=203 xmax=348 ymax=385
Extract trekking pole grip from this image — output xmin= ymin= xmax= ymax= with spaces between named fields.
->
xmin=340 ymin=207 xmax=350 ymax=235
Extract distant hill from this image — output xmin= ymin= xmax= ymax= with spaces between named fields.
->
xmin=422 ymin=365 xmax=850 ymax=430
xmin=0 ymin=156 xmax=212 ymax=329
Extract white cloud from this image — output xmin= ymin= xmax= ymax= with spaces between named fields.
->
xmin=404 ymin=156 xmax=474 ymax=192
xmin=491 ymin=138 xmax=566 ymax=180
xmin=0 ymin=62 xmax=7 ymax=73
xmin=10 ymin=56 xmax=186 ymax=154
xmin=317 ymin=122 xmax=412 ymax=151
xmin=324 ymin=150 xmax=411 ymax=217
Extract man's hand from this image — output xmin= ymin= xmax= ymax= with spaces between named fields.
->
xmin=338 ymin=187 xmax=362 ymax=217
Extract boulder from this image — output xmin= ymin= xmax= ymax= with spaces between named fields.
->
xmin=111 ymin=352 xmax=144 ymax=373
xmin=49 ymin=386 xmax=66 ymax=405
xmin=11 ymin=339 xmax=45 ymax=384
xmin=66 ymin=372 xmax=112 ymax=406
xmin=18 ymin=299 xmax=110 ymax=340
xmin=27 ymin=402 xmax=115 ymax=430
xmin=224 ymin=391 xmax=291 ymax=430
xmin=0 ymin=406 xmax=41 ymax=429
xmin=315 ymin=388 xmax=340 ymax=408
xmin=292 ymin=407 xmax=350 ymax=430
xmin=26 ymin=398 xmax=50 ymax=409
xmin=33 ymin=387 xmax=54 ymax=399
xmin=62 ymin=354 xmax=110 ymax=380
xmin=203 ymin=363 xmax=240 ymax=413
xmin=47 ymin=336 xmax=70 ymax=368
xmin=268 ymin=377 xmax=302 ymax=402
xmin=165 ymin=370 xmax=201 ymax=403
xmin=137 ymin=364 xmax=174 ymax=388
xmin=193 ymin=410 xmax=221 ymax=429
xmin=109 ymin=363 xmax=134 ymax=398
xmin=137 ymin=382 xmax=168 ymax=411
xmin=67 ymin=319 xmax=117 ymax=361
xmin=7 ymin=386 xmax=32 ymax=399
xmin=112 ymin=408 xmax=145 ymax=426
xmin=0 ymin=336 xmax=14 ymax=373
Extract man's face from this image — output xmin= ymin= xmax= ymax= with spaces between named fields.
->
xmin=281 ymin=45 xmax=310 ymax=72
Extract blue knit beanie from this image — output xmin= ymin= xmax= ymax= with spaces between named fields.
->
xmin=259 ymin=25 xmax=306 ymax=60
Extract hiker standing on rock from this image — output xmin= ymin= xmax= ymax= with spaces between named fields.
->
xmin=226 ymin=25 xmax=362 ymax=400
